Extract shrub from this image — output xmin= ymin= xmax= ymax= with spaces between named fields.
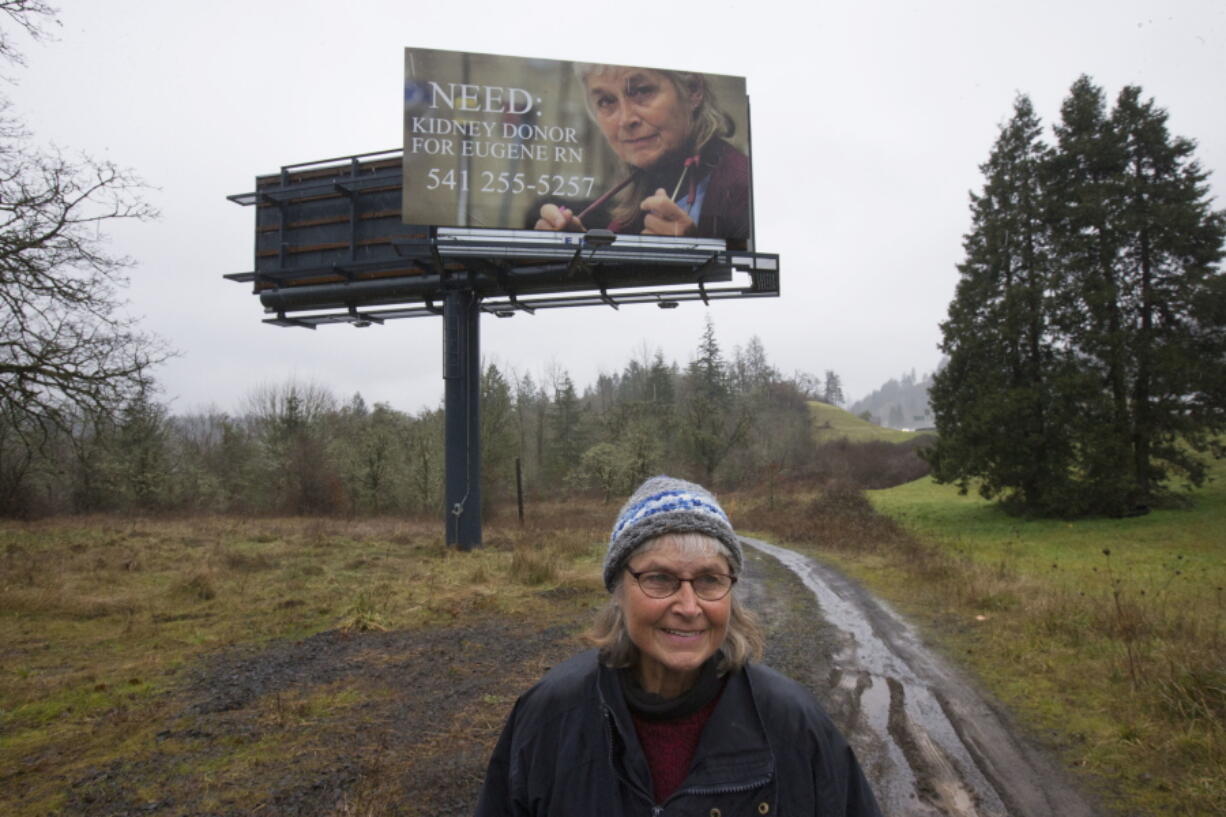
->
xmin=804 ymin=437 xmax=934 ymax=490
xmin=339 ymin=590 xmax=388 ymax=632
xmin=509 ymin=546 xmax=559 ymax=586
xmin=174 ymin=571 xmax=217 ymax=601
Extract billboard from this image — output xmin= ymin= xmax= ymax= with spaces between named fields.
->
xmin=403 ymin=48 xmax=752 ymax=246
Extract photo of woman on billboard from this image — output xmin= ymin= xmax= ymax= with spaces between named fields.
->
xmin=533 ymin=65 xmax=750 ymax=243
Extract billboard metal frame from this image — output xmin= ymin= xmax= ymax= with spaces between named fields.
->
xmin=227 ymin=148 xmax=780 ymax=548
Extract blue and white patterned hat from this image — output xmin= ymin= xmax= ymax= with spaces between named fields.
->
xmin=604 ymin=475 xmax=743 ymax=591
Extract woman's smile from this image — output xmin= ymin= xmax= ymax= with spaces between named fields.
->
xmin=658 ymin=626 xmax=707 ymax=646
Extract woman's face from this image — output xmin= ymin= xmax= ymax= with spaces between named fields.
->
xmin=585 ymin=68 xmax=700 ymax=170
xmin=621 ymin=537 xmax=731 ymax=698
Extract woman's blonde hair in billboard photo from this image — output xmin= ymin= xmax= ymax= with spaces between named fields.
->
xmin=573 ymin=64 xmax=737 ymax=231
xmin=572 ymin=65 xmax=735 ymax=150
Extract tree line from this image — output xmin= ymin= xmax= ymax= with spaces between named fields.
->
xmin=0 ymin=318 xmax=839 ymax=517
xmin=927 ymin=77 xmax=1225 ymax=517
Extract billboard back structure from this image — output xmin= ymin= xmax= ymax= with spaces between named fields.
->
xmin=403 ymin=48 xmax=754 ymax=248
xmin=226 ymin=149 xmax=779 ymax=328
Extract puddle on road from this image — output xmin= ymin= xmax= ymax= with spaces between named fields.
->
xmin=857 ymin=673 xmax=919 ymax=811
xmin=746 ymin=538 xmax=1005 ymax=817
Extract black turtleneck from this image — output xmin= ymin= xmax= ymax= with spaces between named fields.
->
xmin=618 ymin=652 xmax=725 ymax=722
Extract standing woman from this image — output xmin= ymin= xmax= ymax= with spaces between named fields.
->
xmin=534 ymin=66 xmax=752 ymax=242
xmin=475 ymin=476 xmax=882 ymax=816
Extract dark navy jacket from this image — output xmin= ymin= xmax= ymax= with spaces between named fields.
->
xmin=475 ymin=650 xmax=882 ymax=816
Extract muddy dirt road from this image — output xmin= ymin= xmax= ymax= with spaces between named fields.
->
xmin=741 ymin=537 xmax=1102 ymax=817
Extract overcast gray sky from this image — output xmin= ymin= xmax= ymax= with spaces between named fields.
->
xmin=8 ymin=0 xmax=1224 ymax=413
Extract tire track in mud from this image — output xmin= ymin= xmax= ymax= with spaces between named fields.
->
xmin=741 ymin=537 xmax=1101 ymax=817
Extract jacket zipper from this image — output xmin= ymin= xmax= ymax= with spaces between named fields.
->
xmin=603 ymin=707 xmax=659 ymax=813
xmin=674 ymin=775 xmax=773 ymax=798
xmin=605 ymin=706 xmax=773 ymax=814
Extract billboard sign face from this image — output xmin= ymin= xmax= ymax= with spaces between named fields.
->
xmin=403 ymin=48 xmax=752 ymax=245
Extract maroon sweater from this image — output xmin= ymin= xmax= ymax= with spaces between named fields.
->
xmin=630 ymin=690 xmax=724 ymax=804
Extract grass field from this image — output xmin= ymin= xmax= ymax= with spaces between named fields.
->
xmin=808 ymin=401 xmax=925 ymax=444
xmin=0 ymin=511 xmax=608 ymax=816
xmin=847 ymin=459 xmax=1226 ymax=816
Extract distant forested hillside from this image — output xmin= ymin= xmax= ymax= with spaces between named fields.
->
xmin=848 ymin=368 xmax=938 ymax=429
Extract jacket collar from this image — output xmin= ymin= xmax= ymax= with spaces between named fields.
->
xmin=596 ymin=659 xmax=775 ymax=802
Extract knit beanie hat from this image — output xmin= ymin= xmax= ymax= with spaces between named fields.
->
xmin=604 ymin=475 xmax=743 ymax=591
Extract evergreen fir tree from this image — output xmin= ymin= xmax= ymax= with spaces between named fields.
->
xmin=1109 ymin=85 xmax=1226 ymax=500
xmin=927 ymin=95 xmax=1072 ymax=512
xmin=480 ymin=363 xmax=517 ymax=507
xmin=822 ymin=370 xmax=845 ymax=407
xmin=681 ymin=317 xmax=749 ymax=483
xmin=1047 ymin=75 xmax=1135 ymax=512
xmin=545 ymin=372 xmax=583 ymax=485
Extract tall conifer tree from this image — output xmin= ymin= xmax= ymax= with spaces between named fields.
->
xmin=1109 ymin=86 xmax=1226 ymax=499
xmin=1047 ymin=76 xmax=1135 ymax=512
xmin=931 ymin=78 xmax=1226 ymax=516
xmin=927 ymin=95 xmax=1071 ymax=511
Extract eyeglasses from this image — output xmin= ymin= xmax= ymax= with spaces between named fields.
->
xmin=626 ymin=568 xmax=737 ymax=601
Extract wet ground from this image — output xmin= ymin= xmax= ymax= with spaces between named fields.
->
xmin=741 ymin=538 xmax=1103 ymax=817
xmin=53 ymin=621 xmax=588 ymax=817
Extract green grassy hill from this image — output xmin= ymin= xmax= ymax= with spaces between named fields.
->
xmin=808 ymin=400 xmax=925 ymax=444
xmin=868 ymin=454 xmax=1225 ymax=574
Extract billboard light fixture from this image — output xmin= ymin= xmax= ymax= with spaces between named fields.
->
xmin=658 ymin=301 xmax=680 ymax=310
xmin=348 ymin=306 xmax=383 ymax=327
xmin=507 ymin=293 xmax=535 ymax=315
xmin=583 ymin=229 xmax=617 ymax=248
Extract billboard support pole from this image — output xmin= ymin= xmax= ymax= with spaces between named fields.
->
xmin=443 ymin=285 xmax=482 ymax=550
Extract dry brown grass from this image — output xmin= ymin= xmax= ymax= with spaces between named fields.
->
xmin=0 ymin=512 xmax=608 ymax=817
xmin=509 ymin=545 xmax=561 ymax=586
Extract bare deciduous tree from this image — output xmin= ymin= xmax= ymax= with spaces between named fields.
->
xmin=0 ymin=2 xmax=165 ymax=451
xmin=0 ymin=1 xmax=57 ymax=69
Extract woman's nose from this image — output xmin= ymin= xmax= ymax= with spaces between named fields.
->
xmin=671 ymin=581 xmax=702 ymax=615
xmin=617 ymin=103 xmax=643 ymax=130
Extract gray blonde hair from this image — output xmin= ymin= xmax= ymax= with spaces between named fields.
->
xmin=573 ymin=64 xmax=736 ymax=229
xmin=587 ymin=532 xmax=764 ymax=674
